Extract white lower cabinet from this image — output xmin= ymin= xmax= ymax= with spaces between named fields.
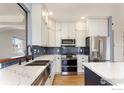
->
xmin=55 ymin=55 xmax=61 ymax=74
xmin=45 ymin=60 xmax=56 ymax=85
xmin=50 ymin=61 xmax=56 ymax=84
xmin=45 ymin=56 xmax=61 ymax=85
xmin=77 ymin=55 xmax=88 ymax=73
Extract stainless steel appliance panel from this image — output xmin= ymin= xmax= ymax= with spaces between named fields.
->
xmin=86 ymin=36 xmax=107 ymax=61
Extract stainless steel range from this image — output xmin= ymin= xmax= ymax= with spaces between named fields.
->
xmin=61 ymin=55 xmax=77 ymax=75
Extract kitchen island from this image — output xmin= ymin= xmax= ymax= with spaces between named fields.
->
xmin=83 ymin=62 xmax=124 ymax=86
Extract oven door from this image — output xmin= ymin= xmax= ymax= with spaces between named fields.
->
xmin=61 ymin=59 xmax=77 ymax=75
xmin=62 ymin=67 xmax=77 ymax=75
xmin=62 ymin=59 xmax=77 ymax=66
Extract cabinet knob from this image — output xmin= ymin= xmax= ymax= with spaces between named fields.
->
xmin=100 ymin=78 xmax=107 ymax=85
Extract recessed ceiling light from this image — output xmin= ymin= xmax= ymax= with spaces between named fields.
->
xmin=81 ymin=16 xmax=85 ymax=19
xmin=42 ymin=11 xmax=46 ymax=16
xmin=49 ymin=12 xmax=53 ymax=16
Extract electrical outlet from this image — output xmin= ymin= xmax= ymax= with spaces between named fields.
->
xmin=37 ymin=50 xmax=40 ymax=53
xmin=80 ymin=49 xmax=82 ymax=52
xmin=34 ymin=49 xmax=37 ymax=53
xmin=57 ymin=49 xmax=60 ymax=53
xmin=0 ymin=64 xmax=2 ymax=69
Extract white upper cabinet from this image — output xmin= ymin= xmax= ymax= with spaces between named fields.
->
xmin=87 ymin=18 xmax=108 ymax=36
xmin=76 ymin=30 xmax=86 ymax=47
xmin=61 ymin=23 xmax=68 ymax=39
xmin=41 ymin=5 xmax=49 ymax=46
xmin=48 ymin=29 xmax=56 ymax=46
xmin=57 ymin=22 xmax=76 ymax=39
xmin=56 ymin=23 xmax=61 ymax=46
xmin=75 ymin=21 xmax=87 ymax=31
xmin=32 ymin=4 xmax=42 ymax=45
xmin=47 ymin=18 xmax=56 ymax=46
xmin=48 ymin=18 xmax=56 ymax=30
xmin=41 ymin=18 xmax=48 ymax=46
xmin=32 ymin=4 xmax=49 ymax=46
xmin=68 ymin=23 xmax=76 ymax=39
xmin=56 ymin=22 xmax=62 ymax=31
xmin=75 ymin=20 xmax=87 ymax=47
xmin=56 ymin=30 xmax=61 ymax=47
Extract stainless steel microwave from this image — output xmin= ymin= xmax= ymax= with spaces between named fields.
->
xmin=61 ymin=39 xmax=75 ymax=45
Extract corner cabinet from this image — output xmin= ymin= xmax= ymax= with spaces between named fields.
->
xmin=87 ymin=18 xmax=108 ymax=36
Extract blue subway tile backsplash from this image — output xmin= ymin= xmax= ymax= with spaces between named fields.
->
xmin=0 ymin=45 xmax=89 ymax=69
xmin=32 ymin=45 xmax=89 ymax=56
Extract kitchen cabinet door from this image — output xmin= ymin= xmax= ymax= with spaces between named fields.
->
xmin=41 ymin=23 xmax=49 ymax=46
xmin=41 ymin=19 xmax=47 ymax=46
xmin=56 ymin=30 xmax=61 ymax=47
xmin=77 ymin=55 xmax=88 ymax=73
xmin=56 ymin=23 xmax=62 ymax=31
xmin=88 ymin=18 xmax=108 ymax=36
xmin=48 ymin=29 xmax=56 ymax=46
xmin=32 ymin=4 xmax=42 ymax=45
xmin=76 ymin=30 xmax=86 ymax=47
xmin=55 ymin=56 xmax=61 ymax=74
xmin=48 ymin=18 xmax=56 ymax=30
xmin=50 ymin=62 xmax=56 ymax=85
xmin=61 ymin=23 xmax=68 ymax=39
xmin=68 ymin=23 xmax=76 ymax=39
xmin=76 ymin=21 xmax=86 ymax=31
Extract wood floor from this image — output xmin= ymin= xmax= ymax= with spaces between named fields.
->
xmin=53 ymin=74 xmax=85 ymax=85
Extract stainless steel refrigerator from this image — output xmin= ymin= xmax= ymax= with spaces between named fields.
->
xmin=86 ymin=36 xmax=107 ymax=62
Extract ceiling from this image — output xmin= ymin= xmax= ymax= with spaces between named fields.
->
xmin=45 ymin=3 xmax=121 ymax=22
xmin=0 ymin=4 xmax=26 ymax=32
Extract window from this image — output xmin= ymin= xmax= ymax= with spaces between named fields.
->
xmin=12 ymin=37 xmax=26 ymax=55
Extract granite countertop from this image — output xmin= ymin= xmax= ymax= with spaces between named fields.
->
xmin=82 ymin=62 xmax=124 ymax=86
xmin=0 ymin=55 xmax=58 ymax=85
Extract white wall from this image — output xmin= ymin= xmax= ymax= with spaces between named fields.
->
xmin=113 ymin=4 xmax=124 ymax=61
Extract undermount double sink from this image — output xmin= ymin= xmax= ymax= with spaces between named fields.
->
xmin=25 ymin=60 xmax=50 ymax=66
